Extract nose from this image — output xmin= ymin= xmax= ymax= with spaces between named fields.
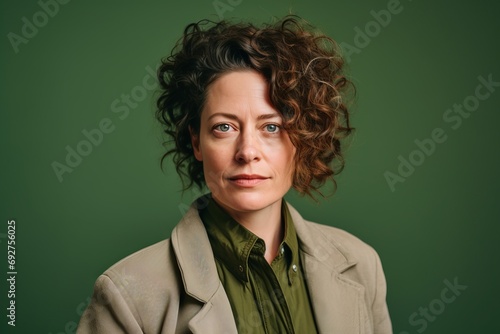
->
xmin=235 ymin=130 xmax=261 ymax=163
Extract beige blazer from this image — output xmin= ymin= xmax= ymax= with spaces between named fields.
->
xmin=77 ymin=201 xmax=392 ymax=334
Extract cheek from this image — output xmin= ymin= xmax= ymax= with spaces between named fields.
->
xmin=272 ymin=145 xmax=295 ymax=179
xmin=201 ymin=145 xmax=228 ymax=178
xmin=202 ymin=154 xmax=229 ymax=196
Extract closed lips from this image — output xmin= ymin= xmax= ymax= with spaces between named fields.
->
xmin=229 ymin=174 xmax=268 ymax=180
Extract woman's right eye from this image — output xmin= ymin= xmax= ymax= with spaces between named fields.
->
xmin=214 ymin=124 xmax=232 ymax=132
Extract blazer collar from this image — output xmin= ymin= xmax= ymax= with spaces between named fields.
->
xmin=287 ymin=203 xmax=366 ymax=334
xmin=171 ymin=202 xmax=238 ymax=333
xmin=287 ymin=203 xmax=357 ymax=273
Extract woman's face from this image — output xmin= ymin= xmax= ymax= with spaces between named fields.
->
xmin=191 ymin=70 xmax=296 ymax=215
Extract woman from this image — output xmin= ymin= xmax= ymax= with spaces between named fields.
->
xmin=77 ymin=16 xmax=392 ymax=334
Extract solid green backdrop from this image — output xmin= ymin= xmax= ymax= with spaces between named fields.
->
xmin=1 ymin=0 xmax=499 ymax=333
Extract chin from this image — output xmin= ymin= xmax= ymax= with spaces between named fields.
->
xmin=214 ymin=190 xmax=283 ymax=213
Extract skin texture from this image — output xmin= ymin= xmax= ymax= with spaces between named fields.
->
xmin=190 ymin=70 xmax=296 ymax=263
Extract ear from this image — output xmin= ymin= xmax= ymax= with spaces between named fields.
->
xmin=189 ymin=126 xmax=203 ymax=162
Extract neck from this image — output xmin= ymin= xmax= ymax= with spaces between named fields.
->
xmin=215 ymin=198 xmax=284 ymax=264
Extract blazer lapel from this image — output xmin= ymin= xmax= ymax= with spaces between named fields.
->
xmin=288 ymin=203 xmax=366 ymax=334
xmin=187 ymin=285 xmax=238 ymax=334
xmin=171 ymin=204 xmax=238 ymax=334
xmin=301 ymin=252 xmax=364 ymax=334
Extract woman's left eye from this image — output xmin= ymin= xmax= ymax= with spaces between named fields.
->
xmin=264 ymin=124 xmax=280 ymax=133
xmin=214 ymin=124 xmax=232 ymax=132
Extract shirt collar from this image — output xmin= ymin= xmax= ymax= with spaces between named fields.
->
xmin=199 ymin=194 xmax=300 ymax=283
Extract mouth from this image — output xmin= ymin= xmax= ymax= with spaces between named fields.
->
xmin=228 ymin=174 xmax=269 ymax=187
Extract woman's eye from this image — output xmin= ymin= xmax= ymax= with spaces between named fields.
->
xmin=265 ymin=124 xmax=280 ymax=133
xmin=214 ymin=124 xmax=232 ymax=132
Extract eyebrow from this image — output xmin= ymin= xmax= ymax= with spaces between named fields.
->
xmin=207 ymin=112 xmax=281 ymax=121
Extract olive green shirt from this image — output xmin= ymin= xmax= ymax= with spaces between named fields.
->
xmin=199 ymin=195 xmax=318 ymax=334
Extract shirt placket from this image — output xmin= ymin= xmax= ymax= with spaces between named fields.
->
xmin=249 ymin=243 xmax=296 ymax=334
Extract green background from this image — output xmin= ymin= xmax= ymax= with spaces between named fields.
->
xmin=1 ymin=0 xmax=499 ymax=333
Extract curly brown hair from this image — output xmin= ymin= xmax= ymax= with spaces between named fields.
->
xmin=156 ymin=15 xmax=355 ymax=198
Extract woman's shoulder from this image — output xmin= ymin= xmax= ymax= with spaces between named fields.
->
xmin=107 ymin=238 xmax=172 ymax=268
xmin=103 ymin=238 xmax=179 ymax=284
xmin=82 ymin=238 xmax=185 ymax=326
xmin=78 ymin=233 xmax=205 ymax=332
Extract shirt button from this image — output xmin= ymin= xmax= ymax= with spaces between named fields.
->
xmin=238 ymin=265 xmax=244 ymax=272
xmin=292 ymin=264 xmax=297 ymax=272
xmin=280 ymin=246 xmax=285 ymax=255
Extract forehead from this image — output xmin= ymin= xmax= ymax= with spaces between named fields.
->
xmin=203 ymin=70 xmax=277 ymax=116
